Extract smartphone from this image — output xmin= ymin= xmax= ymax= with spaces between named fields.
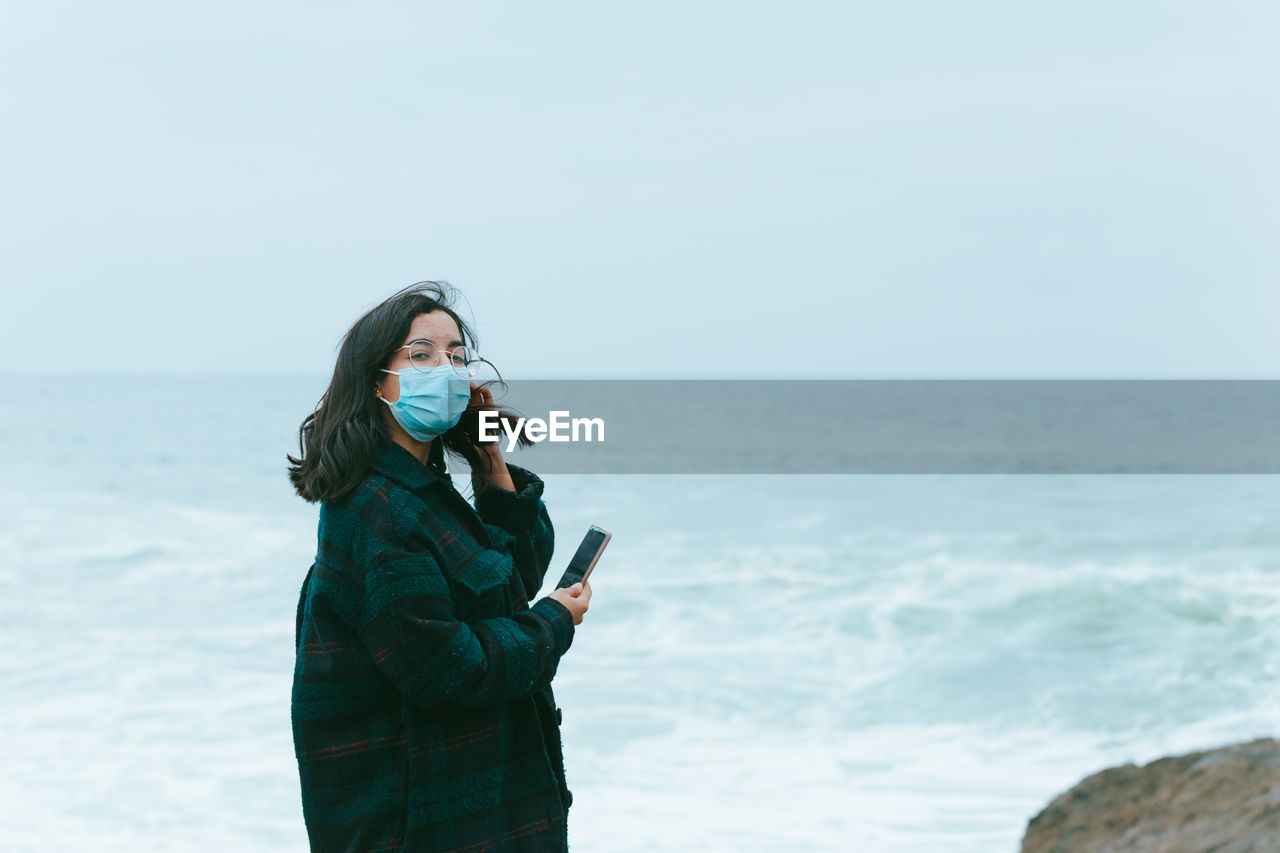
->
xmin=555 ymin=525 xmax=611 ymax=590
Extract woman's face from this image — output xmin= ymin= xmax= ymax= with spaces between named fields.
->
xmin=375 ymin=310 xmax=465 ymax=404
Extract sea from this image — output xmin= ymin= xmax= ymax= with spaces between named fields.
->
xmin=1 ymin=374 xmax=1276 ymax=851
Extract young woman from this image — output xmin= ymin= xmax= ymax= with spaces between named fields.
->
xmin=287 ymin=281 xmax=592 ymax=852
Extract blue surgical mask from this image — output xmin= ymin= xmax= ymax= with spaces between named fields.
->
xmin=378 ymin=365 xmax=472 ymax=441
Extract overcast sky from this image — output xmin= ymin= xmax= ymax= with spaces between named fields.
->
xmin=2 ymin=1 xmax=1277 ymax=378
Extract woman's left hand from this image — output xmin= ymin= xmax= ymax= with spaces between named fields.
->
xmin=469 ymin=383 xmax=515 ymax=493
xmin=469 ymin=383 xmax=503 ymax=457
xmin=469 ymin=382 xmax=495 ymax=412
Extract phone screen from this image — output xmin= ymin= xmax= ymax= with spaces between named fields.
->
xmin=556 ymin=526 xmax=610 ymax=589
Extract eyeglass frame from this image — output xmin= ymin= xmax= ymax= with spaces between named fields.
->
xmin=390 ymin=338 xmax=490 ymax=378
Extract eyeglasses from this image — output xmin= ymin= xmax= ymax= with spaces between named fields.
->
xmin=394 ymin=339 xmax=488 ymax=378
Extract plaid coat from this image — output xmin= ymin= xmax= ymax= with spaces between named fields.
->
xmin=292 ymin=440 xmax=576 ymax=852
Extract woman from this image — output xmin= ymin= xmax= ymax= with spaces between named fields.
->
xmin=287 ymin=281 xmax=592 ymax=852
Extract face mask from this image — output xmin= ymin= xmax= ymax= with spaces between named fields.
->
xmin=378 ymin=365 xmax=472 ymax=441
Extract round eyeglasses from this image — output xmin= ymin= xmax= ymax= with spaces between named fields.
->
xmin=395 ymin=339 xmax=488 ymax=378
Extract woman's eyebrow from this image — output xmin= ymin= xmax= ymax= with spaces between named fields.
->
xmin=407 ymin=337 xmax=465 ymax=348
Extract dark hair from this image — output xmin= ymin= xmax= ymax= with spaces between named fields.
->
xmin=287 ymin=280 xmax=533 ymax=504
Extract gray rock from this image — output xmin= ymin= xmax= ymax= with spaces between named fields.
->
xmin=1020 ymin=737 xmax=1280 ymax=853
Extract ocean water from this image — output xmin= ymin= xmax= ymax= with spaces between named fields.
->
xmin=1 ymin=375 xmax=1277 ymax=851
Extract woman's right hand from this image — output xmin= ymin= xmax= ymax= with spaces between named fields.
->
xmin=548 ymin=580 xmax=591 ymax=625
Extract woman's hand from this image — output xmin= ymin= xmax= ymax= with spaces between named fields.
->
xmin=469 ymin=382 xmax=496 ymax=417
xmin=548 ymin=580 xmax=591 ymax=626
xmin=469 ymin=383 xmax=514 ymax=493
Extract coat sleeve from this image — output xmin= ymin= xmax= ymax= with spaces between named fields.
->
xmin=356 ymin=547 xmax=575 ymax=714
xmin=473 ymin=462 xmax=557 ymax=601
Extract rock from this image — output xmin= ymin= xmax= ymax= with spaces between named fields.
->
xmin=1020 ymin=736 xmax=1280 ymax=853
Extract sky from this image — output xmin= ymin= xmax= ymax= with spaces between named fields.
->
xmin=1 ymin=1 xmax=1277 ymax=378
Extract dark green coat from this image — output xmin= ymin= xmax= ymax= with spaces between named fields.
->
xmin=292 ymin=440 xmax=576 ymax=851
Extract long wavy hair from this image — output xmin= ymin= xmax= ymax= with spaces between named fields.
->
xmin=287 ymin=280 xmax=533 ymax=504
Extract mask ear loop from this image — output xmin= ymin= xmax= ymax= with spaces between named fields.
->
xmin=375 ymin=367 xmax=402 ymax=405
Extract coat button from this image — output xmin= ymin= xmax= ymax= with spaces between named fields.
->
xmin=555 ymin=707 xmax=563 ymax=725
xmin=565 ymin=789 xmax=573 ymax=808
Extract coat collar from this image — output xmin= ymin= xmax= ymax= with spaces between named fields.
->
xmin=369 ymin=438 xmax=496 ymax=549
xmin=369 ymin=440 xmax=450 ymax=496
